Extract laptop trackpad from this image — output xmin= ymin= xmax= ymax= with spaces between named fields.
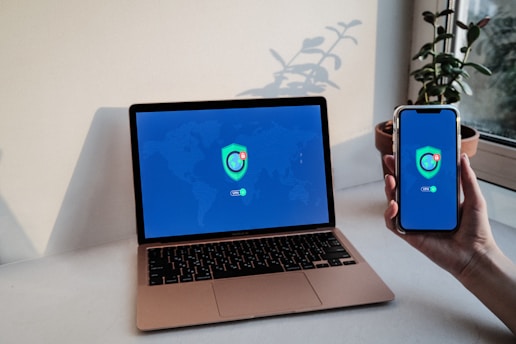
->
xmin=213 ymin=272 xmax=322 ymax=317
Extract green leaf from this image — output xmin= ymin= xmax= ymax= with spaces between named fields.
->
xmin=453 ymin=68 xmax=470 ymax=78
xmin=441 ymin=63 xmax=453 ymax=75
xmin=437 ymin=26 xmax=446 ymax=35
xmin=452 ymin=80 xmax=473 ymax=96
xmin=416 ymin=86 xmax=433 ymax=104
xmin=456 ymin=20 xmax=468 ymax=30
xmin=423 ymin=11 xmax=436 ymax=24
xmin=410 ymin=65 xmax=435 ymax=75
xmin=428 ymin=85 xmax=447 ymax=96
xmin=436 ymin=54 xmax=461 ymax=66
xmin=444 ymin=87 xmax=460 ymax=103
xmin=417 ymin=86 xmax=427 ymax=97
xmin=412 ymin=43 xmax=434 ymax=60
xmin=434 ymin=33 xmax=454 ymax=44
xmin=411 ymin=67 xmax=434 ymax=82
xmin=437 ymin=9 xmax=454 ymax=17
xmin=464 ymin=62 xmax=492 ymax=75
xmin=467 ymin=26 xmax=480 ymax=46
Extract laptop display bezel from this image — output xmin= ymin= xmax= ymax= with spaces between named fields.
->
xmin=129 ymin=97 xmax=336 ymax=245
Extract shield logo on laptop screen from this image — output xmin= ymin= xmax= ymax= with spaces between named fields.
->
xmin=222 ymin=143 xmax=248 ymax=181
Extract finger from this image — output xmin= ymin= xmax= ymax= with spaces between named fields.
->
xmin=460 ymin=154 xmax=486 ymax=210
xmin=383 ymin=154 xmax=395 ymax=175
xmin=384 ymin=199 xmax=398 ymax=231
xmin=384 ymin=174 xmax=396 ymax=203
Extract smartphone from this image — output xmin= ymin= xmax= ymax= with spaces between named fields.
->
xmin=393 ymin=105 xmax=460 ymax=234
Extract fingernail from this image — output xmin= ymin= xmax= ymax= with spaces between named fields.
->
xmin=462 ymin=153 xmax=470 ymax=166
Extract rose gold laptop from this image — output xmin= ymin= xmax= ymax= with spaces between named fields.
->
xmin=129 ymin=97 xmax=394 ymax=331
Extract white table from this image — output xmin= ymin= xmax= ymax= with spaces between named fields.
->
xmin=1 ymin=181 xmax=515 ymax=343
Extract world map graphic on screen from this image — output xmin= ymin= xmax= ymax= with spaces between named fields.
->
xmin=136 ymin=106 xmax=330 ymax=239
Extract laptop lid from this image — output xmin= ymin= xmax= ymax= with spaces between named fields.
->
xmin=129 ymin=96 xmax=335 ymax=245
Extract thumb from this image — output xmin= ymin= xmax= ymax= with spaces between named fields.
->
xmin=460 ymin=154 xmax=486 ymax=210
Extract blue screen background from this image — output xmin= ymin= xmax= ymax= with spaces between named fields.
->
xmin=136 ymin=105 xmax=330 ymax=239
xmin=399 ymin=109 xmax=459 ymax=230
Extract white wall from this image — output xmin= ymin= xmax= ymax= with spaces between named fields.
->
xmin=0 ymin=0 xmax=413 ymax=263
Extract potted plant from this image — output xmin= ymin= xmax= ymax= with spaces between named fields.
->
xmin=375 ymin=8 xmax=492 ymax=175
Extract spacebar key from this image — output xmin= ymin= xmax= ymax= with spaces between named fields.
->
xmin=213 ymin=265 xmax=284 ymax=279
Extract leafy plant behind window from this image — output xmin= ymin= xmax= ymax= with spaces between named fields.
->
xmin=458 ymin=1 xmax=516 ymax=142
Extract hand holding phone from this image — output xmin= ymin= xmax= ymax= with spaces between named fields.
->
xmin=393 ymin=105 xmax=460 ymax=234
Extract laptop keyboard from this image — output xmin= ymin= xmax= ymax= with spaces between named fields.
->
xmin=147 ymin=232 xmax=355 ymax=286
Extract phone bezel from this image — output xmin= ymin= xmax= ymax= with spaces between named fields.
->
xmin=393 ymin=105 xmax=461 ymax=234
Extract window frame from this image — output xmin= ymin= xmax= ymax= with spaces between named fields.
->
xmin=445 ymin=0 xmax=516 ymax=191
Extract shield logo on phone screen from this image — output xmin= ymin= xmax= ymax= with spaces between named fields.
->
xmin=416 ymin=146 xmax=441 ymax=179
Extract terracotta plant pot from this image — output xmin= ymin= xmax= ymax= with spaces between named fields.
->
xmin=374 ymin=120 xmax=395 ymax=176
xmin=374 ymin=120 xmax=480 ymax=176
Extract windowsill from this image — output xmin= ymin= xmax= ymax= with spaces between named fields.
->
xmin=471 ymin=138 xmax=516 ymax=230
xmin=479 ymin=180 xmax=516 ymax=230
xmin=471 ymin=139 xmax=516 ymax=191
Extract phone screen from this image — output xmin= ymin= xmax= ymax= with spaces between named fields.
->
xmin=395 ymin=106 xmax=460 ymax=232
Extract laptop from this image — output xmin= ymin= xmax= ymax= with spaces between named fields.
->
xmin=129 ymin=96 xmax=394 ymax=331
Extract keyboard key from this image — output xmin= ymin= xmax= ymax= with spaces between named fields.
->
xmin=213 ymin=264 xmax=284 ymax=279
xmin=149 ymin=277 xmax=163 ymax=285
xmin=180 ymin=274 xmax=194 ymax=283
xmin=301 ymin=262 xmax=315 ymax=269
xmin=322 ymin=251 xmax=350 ymax=260
xmin=328 ymin=259 xmax=343 ymax=266
xmin=165 ymin=275 xmax=179 ymax=284
xmin=284 ymin=263 xmax=301 ymax=271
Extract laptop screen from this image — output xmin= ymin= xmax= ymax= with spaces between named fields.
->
xmin=130 ymin=97 xmax=335 ymax=242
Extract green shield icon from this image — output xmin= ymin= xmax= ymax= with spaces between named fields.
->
xmin=222 ymin=143 xmax=248 ymax=181
xmin=416 ymin=146 xmax=441 ymax=179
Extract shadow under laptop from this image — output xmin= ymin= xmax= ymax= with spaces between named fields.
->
xmin=0 ymin=148 xmax=37 ymax=264
xmin=45 ymin=108 xmax=136 ymax=256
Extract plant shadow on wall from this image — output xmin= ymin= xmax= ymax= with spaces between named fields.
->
xmin=237 ymin=20 xmax=362 ymax=98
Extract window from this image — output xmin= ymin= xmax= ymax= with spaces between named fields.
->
xmin=452 ymin=0 xmax=516 ymax=190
